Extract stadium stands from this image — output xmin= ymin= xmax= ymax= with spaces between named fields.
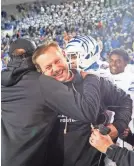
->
xmin=1 ymin=0 xmax=134 ymax=69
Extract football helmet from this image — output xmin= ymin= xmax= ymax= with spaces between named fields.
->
xmin=65 ymin=35 xmax=100 ymax=70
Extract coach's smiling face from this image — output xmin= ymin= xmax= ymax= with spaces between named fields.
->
xmin=36 ymin=46 xmax=70 ymax=82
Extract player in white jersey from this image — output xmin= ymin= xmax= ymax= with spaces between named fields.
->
xmin=65 ymin=35 xmax=101 ymax=70
xmin=65 ymin=35 xmax=112 ymax=82
xmin=125 ymin=63 xmax=134 ymax=73
xmin=108 ymin=49 xmax=134 ymax=130
xmin=103 ymin=48 xmax=134 ymax=166
xmin=108 ymin=49 xmax=134 ymax=97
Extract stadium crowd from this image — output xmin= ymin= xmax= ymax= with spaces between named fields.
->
xmin=1 ymin=0 xmax=134 ymax=70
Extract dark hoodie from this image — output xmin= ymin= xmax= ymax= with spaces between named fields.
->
xmin=46 ymin=70 xmax=132 ymax=166
xmin=1 ymin=54 xmax=102 ymax=166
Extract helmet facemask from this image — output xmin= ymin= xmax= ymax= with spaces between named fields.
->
xmin=66 ymin=51 xmax=97 ymax=70
xmin=66 ymin=52 xmax=85 ymax=70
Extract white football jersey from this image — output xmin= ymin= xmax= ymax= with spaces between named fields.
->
xmin=110 ymin=70 xmax=134 ymax=149
xmin=125 ymin=64 xmax=134 ymax=73
xmin=93 ymin=66 xmax=134 ymax=130
xmin=98 ymin=69 xmax=134 ymax=152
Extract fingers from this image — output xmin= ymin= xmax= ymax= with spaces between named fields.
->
xmin=125 ymin=128 xmax=130 ymax=132
xmin=90 ymin=129 xmax=100 ymax=142
xmin=80 ymin=71 xmax=90 ymax=79
xmin=91 ymin=129 xmax=100 ymax=137
xmin=92 ymin=129 xmax=100 ymax=135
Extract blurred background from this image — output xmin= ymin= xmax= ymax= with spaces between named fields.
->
xmin=1 ymin=0 xmax=134 ymax=70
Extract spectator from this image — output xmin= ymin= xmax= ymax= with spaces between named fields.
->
xmin=111 ymin=36 xmax=121 ymax=49
xmin=1 ymin=0 xmax=134 ymax=67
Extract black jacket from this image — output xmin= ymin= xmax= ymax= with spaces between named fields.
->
xmin=1 ymin=57 xmax=101 ymax=166
xmin=125 ymin=132 xmax=134 ymax=146
xmin=106 ymin=144 xmax=134 ymax=166
xmin=46 ymin=70 xmax=132 ymax=166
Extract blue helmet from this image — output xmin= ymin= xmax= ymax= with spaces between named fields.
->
xmin=65 ymin=36 xmax=100 ymax=70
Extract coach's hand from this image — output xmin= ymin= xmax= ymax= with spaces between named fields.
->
xmin=80 ymin=71 xmax=90 ymax=79
xmin=80 ymin=70 xmax=100 ymax=79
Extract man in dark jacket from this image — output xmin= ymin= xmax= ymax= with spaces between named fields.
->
xmin=1 ymin=39 xmax=101 ymax=166
xmin=32 ymin=41 xmax=132 ymax=166
xmin=90 ymin=129 xmax=134 ymax=166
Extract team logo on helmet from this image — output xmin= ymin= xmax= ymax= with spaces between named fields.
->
xmin=65 ymin=36 xmax=100 ymax=70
